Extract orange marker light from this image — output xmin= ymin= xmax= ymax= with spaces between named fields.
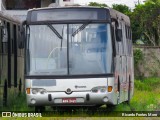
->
xmin=26 ymin=88 xmax=30 ymax=94
xmin=108 ymin=86 xmax=113 ymax=92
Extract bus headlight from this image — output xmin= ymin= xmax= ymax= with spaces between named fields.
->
xmin=91 ymin=86 xmax=107 ymax=93
xmin=40 ymin=89 xmax=47 ymax=94
xmin=32 ymin=88 xmax=47 ymax=94
xmin=32 ymin=89 xmax=38 ymax=94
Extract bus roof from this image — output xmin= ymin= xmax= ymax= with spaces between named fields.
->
xmin=0 ymin=10 xmax=27 ymax=24
xmin=27 ymin=6 xmax=130 ymax=25
xmin=27 ymin=7 xmax=110 ymax=23
xmin=109 ymin=8 xmax=130 ymax=25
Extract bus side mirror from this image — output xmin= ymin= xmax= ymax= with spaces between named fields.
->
xmin=116 ymin=29 xmax=122 ymax=42
xmin=18 ymin=27 xmax=25 ymax=49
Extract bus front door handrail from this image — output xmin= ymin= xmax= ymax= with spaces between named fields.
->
xmin=46 ymin=47 xmax=67 ymax=68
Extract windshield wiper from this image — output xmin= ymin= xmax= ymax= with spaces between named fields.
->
xmin=61 ymin=25 xmax=64 ymax=50
xmin=72 ymin=21 xmax=92 ymax=37
xmin=47 ymin=24 xmax=63 ymax=39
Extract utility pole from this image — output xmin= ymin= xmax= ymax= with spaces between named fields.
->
xmin=52 ymin=0 xmax=59 ymax=4
xmin=49 ymin=0 xmax=59 ymax=7
xmin=134 ymin=0 xmax=140 ymax=6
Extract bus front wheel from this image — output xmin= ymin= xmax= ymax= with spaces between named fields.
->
xmin=35 ymin=106 xmax=45 ymax=113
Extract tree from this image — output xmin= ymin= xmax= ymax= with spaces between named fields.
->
xmin=131 ymin=0 xmax=160 ymax=46
xmin=88 ymin=1 xmax=160 ymax=46
xmin=112 ymin=4 xmax=131 ymax=15
xmin=88 ymin=2 xmax=108 ymax=8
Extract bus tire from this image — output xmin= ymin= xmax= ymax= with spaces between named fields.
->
xmin=35 ymin=106 xmax=45 ymax=113
xmin=106 ymin=104 xmax=116 ymax=112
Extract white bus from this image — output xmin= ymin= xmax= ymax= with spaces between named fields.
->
xmin=24 ymin=6 xmax=134 ymax=111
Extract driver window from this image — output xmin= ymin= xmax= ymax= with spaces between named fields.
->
xmin=0 ymin=22 xmax=8 ymax=54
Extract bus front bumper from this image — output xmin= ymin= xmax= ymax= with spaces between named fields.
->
xmin=26 ymin=91 xmax=115 ymax=106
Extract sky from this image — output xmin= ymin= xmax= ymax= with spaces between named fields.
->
xmin=74 ymin=0 xmax=145 ymax=9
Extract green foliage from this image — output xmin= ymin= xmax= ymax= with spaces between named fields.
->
xmin=112 ymin=4 xmax=131 ymax=15
xmin=130 ymin=89 xmax=158 ymax=111
xmin=131 ymin=0 xmax=160 ymax=45
xmin=88 ymin=2 xmax=108 ymax=8
xmin=88 ymin=1 xmax=160 ymax=46
xmin=130 ymin=78 xmax=160 ymax=111
xmin=135 ymin=77 xmax=160 ymax=91
xmin=133 ymin=49 xmax=143 ymax=66
xmin=2 ymin=92 xmax=33 ymax=112
xmin=134 ymin=80 xmax=150 ymax=91
xmin=112 ymin=103 xmax=131 ymax=111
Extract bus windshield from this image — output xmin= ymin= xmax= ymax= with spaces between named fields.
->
xmin=26 ymin=23 xmax=113 ymax=75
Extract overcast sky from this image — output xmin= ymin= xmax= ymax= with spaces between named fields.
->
xmin=74 ymin=0 xmax=145 ymax=9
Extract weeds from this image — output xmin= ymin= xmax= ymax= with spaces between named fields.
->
xmin=2 ymin=92 xmax=33 ymax=112
xmin=135 ymin=77 xmax=160 ymax=91
xmin=130 ymin=77 xmax=160 ymax=111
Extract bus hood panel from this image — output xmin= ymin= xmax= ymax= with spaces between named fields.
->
xmin=31 ymin=78 xmax=108 ymax=92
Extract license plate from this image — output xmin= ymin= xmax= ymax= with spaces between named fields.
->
xmin=62 ymin=98 xmax=76 ymax=103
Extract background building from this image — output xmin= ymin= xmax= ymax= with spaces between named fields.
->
xmin=0 ymin=0 xmax=74 ymax=10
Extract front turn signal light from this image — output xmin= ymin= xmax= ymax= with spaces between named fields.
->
xmin=108 ymin=86 xmax=113 ymax=92
xmin=26 ymin=88 xmax=30 ymax=94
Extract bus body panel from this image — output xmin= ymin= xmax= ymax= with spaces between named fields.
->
xmin=26 ymin=78 xmax=108 ymax=91
xmin=26 ymin=77 xmax=118 ymax=106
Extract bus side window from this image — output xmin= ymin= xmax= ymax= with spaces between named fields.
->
xmin=1 ymin=21 xmax=8 ymax=54
xmin=13 ymin=25 xmax=17 ymax=53
xmin=121 ymin=22 xmax=126 ymax=55
xmin=7 ymin=22 xmax=11 ymax=53
xmin=125 ymin=25 xmax=128 ymax=55
xmin=114 ymin=21 xmax=120 ymax=55
xmin=125 ymin=25 xmax=131 ymax=56
xmin=18 ymin=26 xmax=24 ymax=56
xmin=129 ymin=27 xmax=132 ymax=55
xmin=0 ymin=21 xmax=3 ymax=54
xmin=125 ymin=25 xmax=128 ymax=39
xmin=111 ymin=24 xmax=116 ymax=57
xmin=11 ymin=24 xmax=14 ymax=54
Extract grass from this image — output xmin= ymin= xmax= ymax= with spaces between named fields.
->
xmin=2 ymin=92 xmax=34 ymax=112
xmin=130 ymin=77 xmax=160 ymax=111
xmin=134 ymin=78 xmax=160 ymax=91
xmin=1 ymin=77 xmax=160 ymax=117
